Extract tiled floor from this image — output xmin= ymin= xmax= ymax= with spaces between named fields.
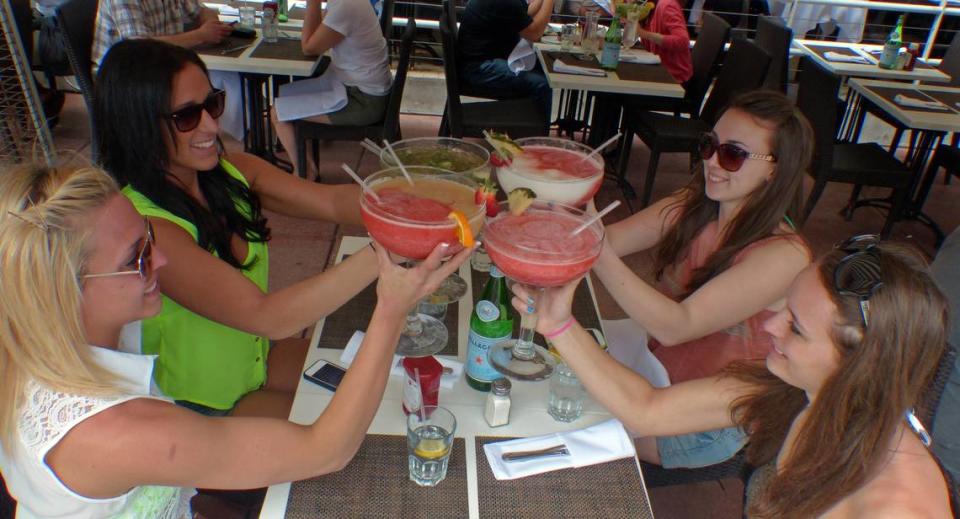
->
xmin=46 ymin=84 xmax=959 ymax=517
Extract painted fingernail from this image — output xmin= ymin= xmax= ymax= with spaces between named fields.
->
xmin=440 ymin=242 xmax=450 ymax=249
xmin=527 ymin=305 xmax=535 ymax=313
xmin=527 ymin=297 xmax=535 ymax=304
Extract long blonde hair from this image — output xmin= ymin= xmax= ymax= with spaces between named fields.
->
xmin=0 ymin=164 xmax=122 ymax=449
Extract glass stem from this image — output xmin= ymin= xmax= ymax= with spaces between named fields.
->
xmin=511 ymin=287 xmax=542 ymax=361
xmin=404 ymin=305 xmax=423 ymax=337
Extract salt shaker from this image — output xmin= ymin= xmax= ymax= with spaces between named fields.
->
xmin=484 ymin=378 xmax=512 ymax=427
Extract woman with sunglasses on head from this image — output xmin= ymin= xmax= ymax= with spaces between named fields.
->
xmin=516 ymin=237 xmax=954 ymax=518
xmin=591 ymin=90 xmax=813 ymax=468
xmin=94 ymin=39 xmax=381 ymax=419
xmin=0 ymin=163 xmax=471 ymax=518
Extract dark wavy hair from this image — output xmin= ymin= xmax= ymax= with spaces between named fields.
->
xmin=93 ymin=39 xmax=269 ymax=269
xmin=653 ymin=90 xmax=812 ymax=297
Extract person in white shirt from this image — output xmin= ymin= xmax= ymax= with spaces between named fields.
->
xmin=271 ymin=0 xmax=392 ymax=178
xmin=0 ymin=163 xmax=471 ymax=518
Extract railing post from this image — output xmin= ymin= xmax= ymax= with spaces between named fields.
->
xmin=923 ymin=0 xmax=948 ymax=60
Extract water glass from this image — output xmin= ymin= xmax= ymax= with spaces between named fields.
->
xmin=548 ymin=362 xmax=586 ymax=422
xmin=238 ymin=5 xmax=256 ymax=29
xmin=582 ymin=12 xmax=600 ymax=53
xmin=407 ymin=406 xmax=457 ymax=486
xmin=561 ymin=24 xmax=577 ymax=51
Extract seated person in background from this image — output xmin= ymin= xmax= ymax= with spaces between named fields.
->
xmin=517 ymin=238 xmax=954 ymax=518
xmin=94 ymin=39 xmax=379 ymax=420
xmin=932 ymin=226 xmax=960 ymax=486
xmin=271 ymin=0 xmax=392 ymax=179
xmin=456 ymin=0 xmax=554 ymax=119
xmin=0 ymin=163 xmax=471 ymax=519
xmin=635 ymin=0 xmax=692 ymax=83
xmin=595 ymin=91 xmax=812 ymax=468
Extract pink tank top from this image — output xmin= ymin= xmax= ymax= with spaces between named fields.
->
xmin=649 ymin=221 xmax=807 ymax=383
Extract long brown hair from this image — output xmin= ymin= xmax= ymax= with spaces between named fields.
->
xmin=653 ymin=90 xmax=813 ymax=296
xmin=728 ymin=243 xmax=948 ymax=518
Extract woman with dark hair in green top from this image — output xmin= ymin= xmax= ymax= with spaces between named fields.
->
xmin=93 ymin=39 xmax=378 ymax=418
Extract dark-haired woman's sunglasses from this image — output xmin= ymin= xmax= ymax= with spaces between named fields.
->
xmin=833 ymin=234 xmax=883 ymax=328
xmin=698 ymin=132 xmax=776 ymax=172
xmin=168 ymin=89 xmax=226 ymax=132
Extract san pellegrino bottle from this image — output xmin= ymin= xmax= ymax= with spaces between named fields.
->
xmin=465 ymin=266 xmax=513 ymax=391
xmin=879 ymin=15 xmax=904 ymax=70
xmin=600 ymin=16 xmax=623 ymax=70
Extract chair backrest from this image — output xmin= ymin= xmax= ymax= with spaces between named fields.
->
xmin=382 ymin=17 xmax=415 ymax=141
xmin=55 ymin=0 xmax=97 ymax=111
xmin=439 ymin=11 xmax=464 ymax=137
xmin=379 ymin=0 xmax=395 ymax=39
xmin=443 ymin=0 xmax=458 ymax=37
xmin=754 ymin=15 xmax=791 ymax=93
xmin=796 ymin=56 xmax=841 ymax=180
xmin=938 ymin=31 xmax=960 ymax=87
xmin=699 ymin=38 xmax=770 ymax=124
xmin=686 ymin=12 xmax=731 ymax=111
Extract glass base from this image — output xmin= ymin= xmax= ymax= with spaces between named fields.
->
xmin=397 ymin=314 xmax=448 ymax=357
xmin=426 ymin=274 xmax=468 ymax=305
xmin=488 ymin=340 xmax=557 ymax=381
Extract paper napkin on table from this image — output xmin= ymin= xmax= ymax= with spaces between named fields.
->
xmin=483 ymin=419 xmax=636 ymax=480
xmin=894 ymin=94 xmax=949 ymax=111
xmin=823 ymin=51 xmax=870 ymax=64
xmin=338 ymin=330 xmax=463 ymax=389
xmin=508 ymin=39 xmax=537 ymax=75
xmin=553 ymin=58 xmax=607 ymax=77
xmin=619 ymin=49 xmax=661 ymax=65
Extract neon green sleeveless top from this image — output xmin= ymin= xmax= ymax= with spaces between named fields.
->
xmin=123 ymin=159 xmax=270 ymax=410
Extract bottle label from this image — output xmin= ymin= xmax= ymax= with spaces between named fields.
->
xmin=466 ymin=330 xmax=511 ymax=383
xmin=601 ymin=42 xmax=620 ymax=69
xmin=476 ymin=300 xmax=500 ymax=323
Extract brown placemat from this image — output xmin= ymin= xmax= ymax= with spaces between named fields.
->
xmin=470 ymin=270 xmax=602 ymax=345
xmin=868 ymin=85 xmax=954 ymax=113
xmin=195 ymin=36 xmax=254 ymax=57
xmin=286 ymin=435 xmax=468 ymax=518
xmin=250 ymin=38 xmax=316 ymax=61
xmin=475 ymin=436 xmax=653 ymax=519
xmin=920 ymin=90 xmax=960 ymax=113
xmin=615 ymin=62 xmax=678 ymax=84
xmin=541 ymin=51 xmax=606 ymax=76
xmin=317 ymin=255 xmax=459 ymax=355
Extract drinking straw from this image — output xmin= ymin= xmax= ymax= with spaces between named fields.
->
xmin=341 ymin=164 xmax=381 ymax=203
xmin=571 ymin=200 xmax=621 ymax=236
xmin=360 ymin=138 xmax=383 ymax=156
xmin=414 ymin=367 xmax=426 ymax=420
xmin=580 ymin=132 xmax=622 ymax=163
xmin=382 ymin=139 xmax=415 ymax=186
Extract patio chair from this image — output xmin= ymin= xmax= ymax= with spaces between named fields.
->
xmin=55 ymin=0 xmax=96 ymax=113
xmin=754 ymin=16 xmax=792 ymax=93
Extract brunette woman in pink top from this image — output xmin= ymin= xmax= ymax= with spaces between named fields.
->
xmin=591 ymin=90 xmax=813 ymax=468
xmin=636 ymin=0 xmax=693 ymax=82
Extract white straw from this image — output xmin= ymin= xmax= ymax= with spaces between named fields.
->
xmin=581 ymin=132 xmax=622 ymax=163
xmin=571 ymin=200 xmax=621 ymax=236
xmin=360 ymin=138 xmax=383 ymax=156
xmin=382 ymin=139 xmax=415 ymax=186
xmin=341 ymin=164 xmax=381 ymax=203
xmin=414 ymin=367 xmax=426 ymax=420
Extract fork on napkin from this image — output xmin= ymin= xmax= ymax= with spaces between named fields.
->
xmin=482 ymin=419 xmax=636 ymax=480
xmin=552 ymin=58 xmax=607 ymax=77
xmin=894 ymin=93 xmax=949 ymax=111
xmin=823 ymin=51 xmax=870 ymax=64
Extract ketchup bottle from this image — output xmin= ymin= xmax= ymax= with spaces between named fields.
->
xmin=402 ymin=356 xmax=442 ymax=415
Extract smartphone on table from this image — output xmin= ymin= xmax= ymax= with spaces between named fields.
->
xmin=302 ymin=360 xmax=347 ymax=392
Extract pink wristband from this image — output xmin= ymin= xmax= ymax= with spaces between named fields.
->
xmin=543 ymin=317 xmax=575 ymax=339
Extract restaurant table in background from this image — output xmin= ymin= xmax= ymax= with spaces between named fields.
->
xmin=258 ymin=236 xmax=655 ymax=519
xmin=795 ymin=40 xmax=952 ymax=83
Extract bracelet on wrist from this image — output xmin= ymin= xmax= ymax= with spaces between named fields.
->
xmin=543 ymin=317 xmax=575 ymax=339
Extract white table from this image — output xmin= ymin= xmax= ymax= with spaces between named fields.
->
xmin=259 ymin=236 xmax=653 ymax=519
xmin=534 ymin=43 xmax=685 ymax=98
xmin=795 ymin=40 xmax=953 ymax=83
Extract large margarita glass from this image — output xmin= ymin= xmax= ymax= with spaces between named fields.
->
xmin=483 ymin=200 xmax=604 ymax=380
xmin=495 ymin=137 xmax=604 ymax=207
xmin=360 ymin=167 xmax=484 ymax=356
xmin=379 ymin=137 xmax=492 ymax=181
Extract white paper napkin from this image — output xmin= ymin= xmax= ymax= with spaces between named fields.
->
xmin=508 ymin=39 xmax=537 ymax=75
xmin=823 ymin=51 xmax=869 ymax=64
xmin=894 ymin=94 xmax=949 ymax=111
xmin=338 ymin=330 xmax=463 ymax=388
xmin=619 ymin=48 xmax=661 ymax=65
xmin=483 ymin=419 xmax=636 ymax=480
xmin=553 ymin=58 xmax=607 ymax=77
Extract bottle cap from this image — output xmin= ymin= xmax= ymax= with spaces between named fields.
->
xmin=491 ymin=377 xmax=512 ymax=396
xmin=490 ymin=265 xmax=504 ymax=278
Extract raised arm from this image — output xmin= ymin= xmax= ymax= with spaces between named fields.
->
xmin=636 ymin=1 xmax=689 ymax=52
xmin=301 ymin=0 xmax=346 ymax=56
xmin=47 ymin=243 xmax=475 ymax=496
xmin=109 ymin=0 xmax=232 ymax=48
xmin=519 ymin=0 xmax=555 ymax=42
xmin=603 ymin=193 xmax=682 ymax=257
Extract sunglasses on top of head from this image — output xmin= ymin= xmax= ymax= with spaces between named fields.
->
xmin=698 ymin=132 xmax=776 ymax=172
xmin=168 ymin=89 xmax=226 ymax=132
xmin=83 ymin=219 xmax=155 ymax=282
xmin=833 ymin=234 xmax=883 ymax=328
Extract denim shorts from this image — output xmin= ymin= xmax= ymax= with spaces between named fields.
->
xmin=656 ymin=426 xmax=748 ymax=469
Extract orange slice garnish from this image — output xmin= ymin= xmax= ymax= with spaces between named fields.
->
xmin=448 ymin=210 xmax=475 ymax=248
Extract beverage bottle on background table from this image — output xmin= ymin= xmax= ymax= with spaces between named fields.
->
xmin=262 ymin=1 xmax=279 ymax=43
xmin=402 ymin=356 xmax=442 ymax=415
xmin=879 ymin=14 xmax=904 ymax=70
xmin=904 ymin=42 xmax=920 ymax=71
xmin=465 ymin=266 xmax=513 ymax=391
xmin=600 ymin=15 xmax=622 ymax=70
xmin=278 ymin=0 xmax=288 ymax=22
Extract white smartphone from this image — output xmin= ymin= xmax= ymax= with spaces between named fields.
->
xmin=302 ymin=360 xmax=347 ymax=392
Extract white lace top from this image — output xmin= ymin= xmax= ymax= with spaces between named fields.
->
xmin=0 ymin=346 xmax=194 ymax=519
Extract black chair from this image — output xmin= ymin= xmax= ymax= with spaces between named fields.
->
xmin=55 ymin=0 xmax=96 ymax=113
xmin=379 ymin=0 xmax=395 ymax=38
xmin=920 ymin=143 xmax=960 ymax=200
xmin=292 ymin=17 xmax=417 ymax=178
xmin=754 ymin=16 xmax=792 ymax=93
xmin=437 ymin=12 xmax=547 ymax=138
xmin=795 ymin=57 xmax=913 ymax=238
xmin=616 ymin=38 xmax=771 ymax=209
xmin=0 ymin=472 xmax=14 ymax=518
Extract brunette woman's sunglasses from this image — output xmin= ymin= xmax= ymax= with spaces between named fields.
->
xmin=833 ymin=234 xmax=883 ymax=328
xmin=168 ymin=89 xmax=226 ymax=132
xmin=698 ymin=132 xmax=776 ymax=172
xmin=83 ymin=219 xmax=155 ymax=282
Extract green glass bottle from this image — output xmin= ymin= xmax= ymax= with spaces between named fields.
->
xmin=879 ymin=14 xmax=904 ymax=70
xmin=465 ymin=266 xmax=513 ymax=391
xmin=600 ymin=16 xmax=623 ymax=71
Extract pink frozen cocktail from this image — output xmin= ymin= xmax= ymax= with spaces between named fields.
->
xmin=360 ymin=168 xmax=483 ymax=260
xmin=495 ymin=137 xmax=604 ymax=206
